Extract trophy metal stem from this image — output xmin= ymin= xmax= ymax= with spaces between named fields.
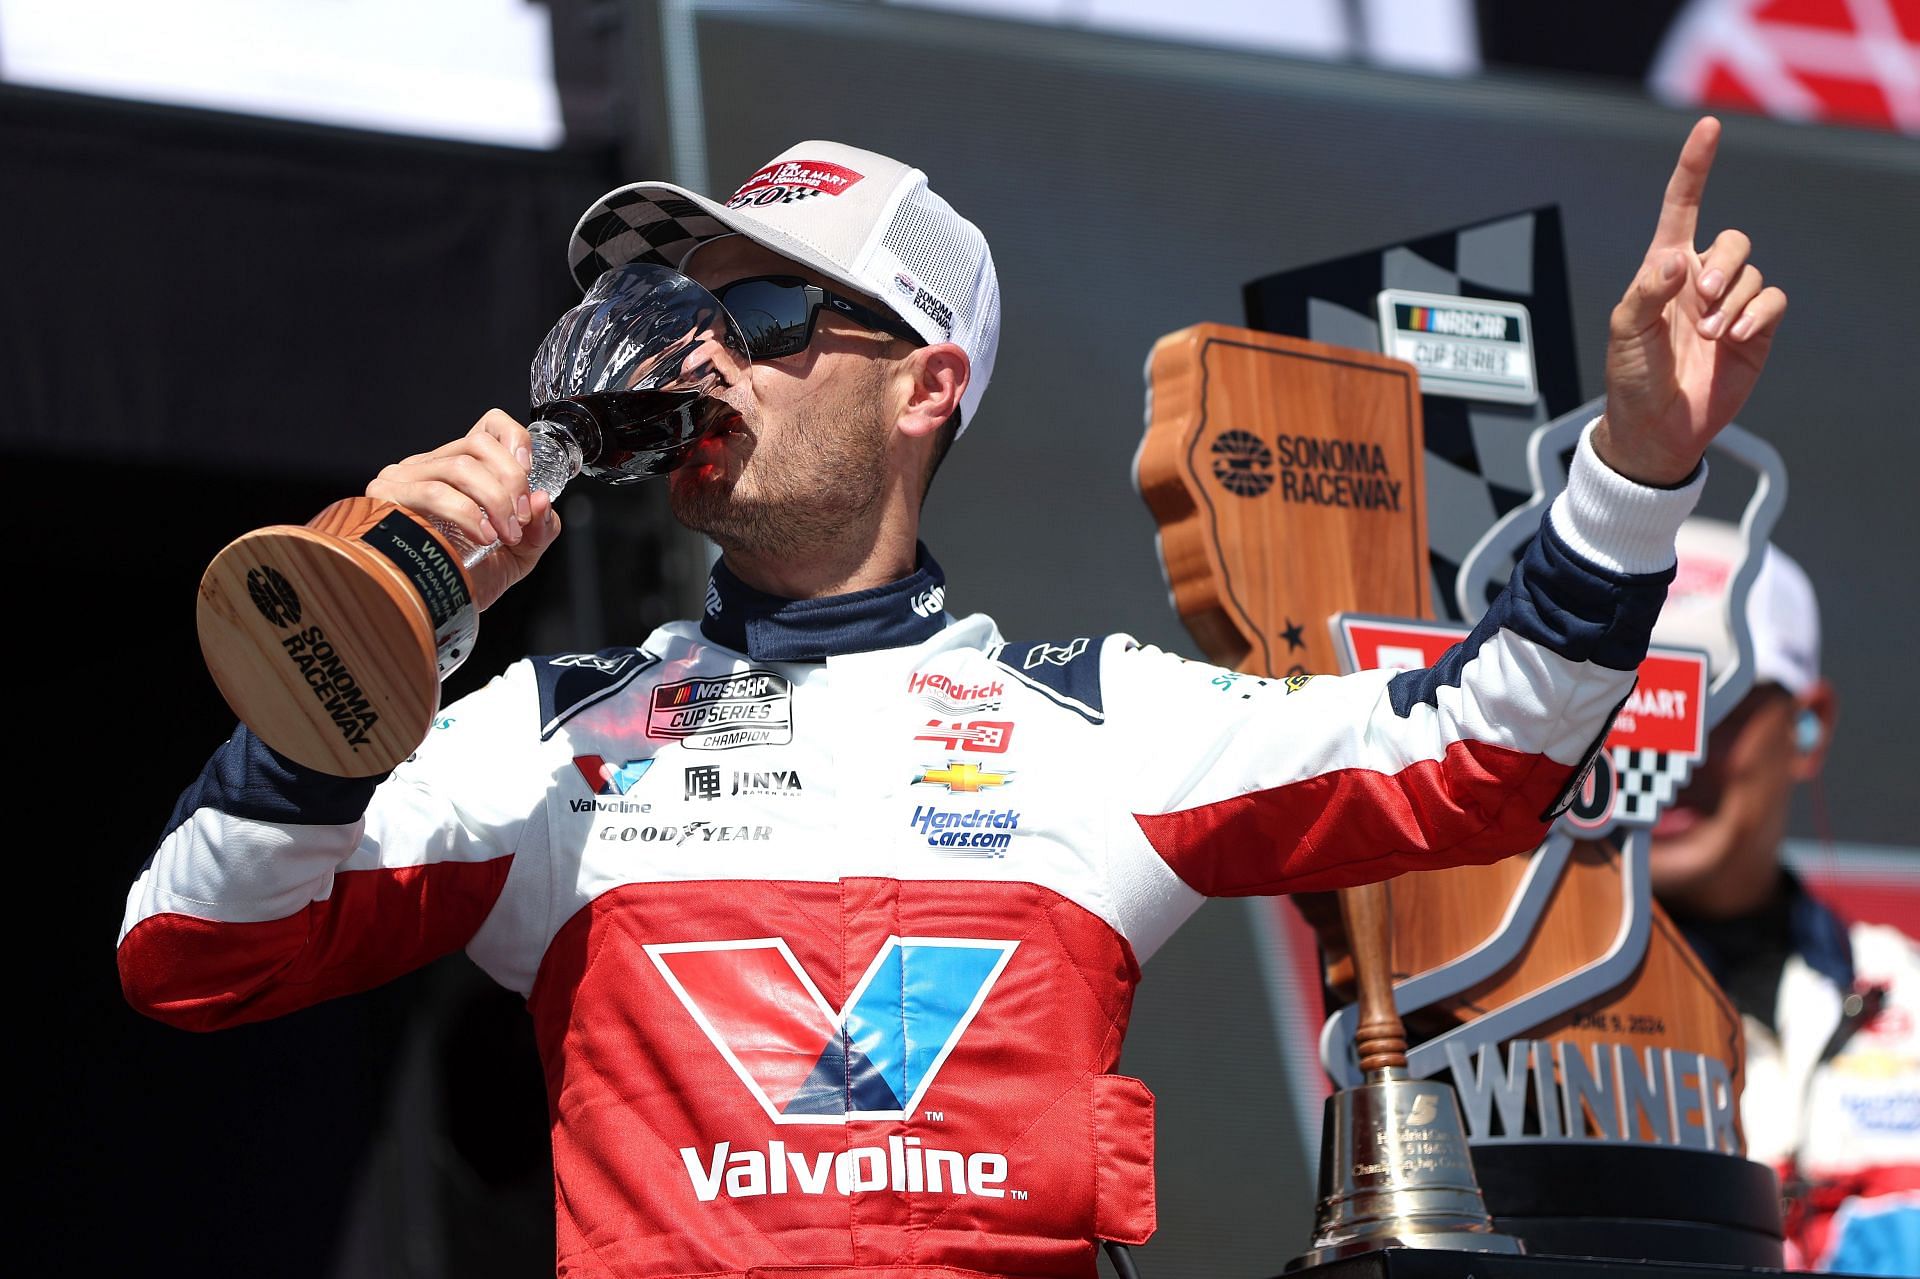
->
xmin=1287 ymin=882 xmax=1524 ymax=1270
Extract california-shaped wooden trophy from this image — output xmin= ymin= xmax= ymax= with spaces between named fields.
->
xmin=196 ymin=263 xmax=745 ymax=777
xmin=1141 ymin=324 xmax=1522 ymax=1261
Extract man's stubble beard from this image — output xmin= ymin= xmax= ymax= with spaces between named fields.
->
xmin=670 ymin=373 xmax=892 ymax=562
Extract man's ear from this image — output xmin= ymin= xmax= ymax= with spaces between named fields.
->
xmin=1790 ymin=678 xmax=1836 ymax=782
xmin=895 ymin=343 xmax=968 ymax=441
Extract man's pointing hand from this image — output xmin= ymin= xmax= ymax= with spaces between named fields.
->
xmin=1595 ymin=116 xmax=1789 ymax=488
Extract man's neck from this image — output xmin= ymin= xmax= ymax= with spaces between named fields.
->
xmin=717 ymin=534 xmax=920 ymax=601
xmin=711 ymin=486 xmax=924 ymax=599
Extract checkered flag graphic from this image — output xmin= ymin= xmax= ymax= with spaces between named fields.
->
xmin=1244 ymin=208 xmax=1582 ymax=622
xmin=569 ymin=190 xmax=733 ymax=292
xmin=1609 ymin=746 xmax=1689 ymax=823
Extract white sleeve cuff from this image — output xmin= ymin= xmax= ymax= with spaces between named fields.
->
xmin=1546 ymin=417 xmax=1706 ymax=576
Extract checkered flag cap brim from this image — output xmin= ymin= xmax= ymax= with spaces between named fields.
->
xmin=568 ymin=184 xmax=739 ymax=291
xmin=567 ymin=178 xmax=907 ymax=324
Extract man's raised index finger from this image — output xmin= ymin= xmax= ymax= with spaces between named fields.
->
xmin=1652 ymin=116 xmax=1722 ymax=250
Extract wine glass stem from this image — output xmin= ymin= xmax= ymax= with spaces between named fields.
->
xmin=430 ymin=420 xmax=585 ymax=570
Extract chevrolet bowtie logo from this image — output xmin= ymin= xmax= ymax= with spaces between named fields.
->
xmin=913 ymin=762 xmax=1012 ymax=793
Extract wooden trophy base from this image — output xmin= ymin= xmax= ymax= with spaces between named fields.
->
xmin=196 ymin=497 xmax=477 ymax=778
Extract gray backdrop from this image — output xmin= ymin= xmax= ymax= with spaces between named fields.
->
xmin=687 ymin=0 xmax=1918 ymax=846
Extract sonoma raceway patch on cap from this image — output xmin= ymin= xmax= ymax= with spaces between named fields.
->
xmin=729 ymin=160 xmax=866 ymax=208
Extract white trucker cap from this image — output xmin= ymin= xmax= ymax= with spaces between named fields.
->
xmin=566 ymin=141 xmax=1001 ymax=433
xmin=1651 ymin=516 xmax=1821 ymax=696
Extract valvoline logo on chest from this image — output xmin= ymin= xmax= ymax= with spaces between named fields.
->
xmin=646 ymin=937 xmax=1018 ymax=1124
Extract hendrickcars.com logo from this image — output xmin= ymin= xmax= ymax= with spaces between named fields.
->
xmin=648 ymin=937 xmax=1021 ymax=1202
xmin=911 ymin=805 xmax=1019 ymax=853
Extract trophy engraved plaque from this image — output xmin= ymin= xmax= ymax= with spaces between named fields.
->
xmin=195 ymin=263 xmax=747 ymax=777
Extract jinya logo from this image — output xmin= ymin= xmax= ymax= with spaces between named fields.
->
xmin=646 ymin=936 xmax=1017 ymax=1124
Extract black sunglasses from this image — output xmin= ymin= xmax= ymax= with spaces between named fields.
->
xmin=714 ymin=275 xmax=926 ymax=360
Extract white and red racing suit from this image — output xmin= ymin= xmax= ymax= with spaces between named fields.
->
xmin=1687 ymin=884 xmax=1920 ymax=1273
xmin=120 ymin=425 xmax=1702 ymax=1279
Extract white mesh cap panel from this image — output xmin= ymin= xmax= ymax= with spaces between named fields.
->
xmin=867 ymin=184 xmax=1000 ymax=434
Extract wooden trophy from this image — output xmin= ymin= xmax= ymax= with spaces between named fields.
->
xmin=196 ymin=261 xmax=741 ymax=778
xmin=196 ymin=411 xmax=605 ymax=779
xmin=1142 ymin=324 xmax=1518 ymax=1259
xmin=1140 ymin=324 xmax=1780 ymax=1264
xmin=196 ymin=498 xmax=486 ymax=778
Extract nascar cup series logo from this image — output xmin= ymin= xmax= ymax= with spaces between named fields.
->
xmin=649 ymin=937 xmax=1020 ymax=1202
xmin=648 ymin=670 xmax=794 ymax=750
xmin=1374 ymin=288 xmax=1539 ymax=405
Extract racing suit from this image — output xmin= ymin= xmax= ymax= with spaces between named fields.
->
xmin=1683 ymin=879 xmax=1920 ymax=1273
xmin=120 ymin=426 xmax=1699 ymax=1279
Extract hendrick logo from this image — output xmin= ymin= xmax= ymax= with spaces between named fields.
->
xmin=908 ymin=673 xmax=1002 ymax=702
xmin=649 ymin=670 xmax=794 ymax=750
xmin=647 ymin=936 xmax=1018 ymax=1124
xmin=907 ymin=672 xmax=1003 ymax=716
xmin=246 ymin=565 xmax=301 ymax=627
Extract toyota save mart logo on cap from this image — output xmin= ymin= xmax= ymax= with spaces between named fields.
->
xmin=646 ymin=936 xmax=1016 ymax=1123
xmin=729 ymin=159 xmax=866 ymax=208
